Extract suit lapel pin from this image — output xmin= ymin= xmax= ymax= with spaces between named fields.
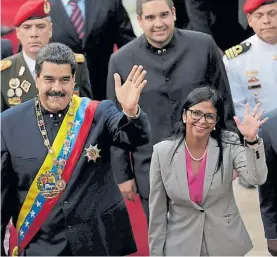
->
xmin=84 ymin=144 xmax=101 ymax=162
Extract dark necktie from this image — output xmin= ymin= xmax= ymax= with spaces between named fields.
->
xmin=69 ymin=0 xmax=85 ymax=40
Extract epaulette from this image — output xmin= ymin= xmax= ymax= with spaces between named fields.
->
xmin=0 ymin=59 xmax=12 ymax=71
xmin=74 ymin=53 xmax=85 ymax=63
xmin=225 ymin=42 xmax=251 ymax=60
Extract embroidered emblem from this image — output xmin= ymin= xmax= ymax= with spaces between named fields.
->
xmin=37 ymin=171 xmax=66 ymax=199
xmin=9 ymin=78 xmax=20 ymax=89
xmin=84 ymin=144 xmax=101 ymax=162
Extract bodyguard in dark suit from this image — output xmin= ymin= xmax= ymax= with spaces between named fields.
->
xmin=0 ymin=0 xmax=92 ymax=112
xmin=1 ymin=42 xmax=150 ymax=256
xmin=1 ymin=38 xmax=13 ymax=59
xmin=107 ymin=0 xmax=235 ymax=218
xmin=259 ymin=109 xmax=277 ymax=256
xmin=49 ymin=0 xmax=136 ymax=101
xmin=173 ymin=0 xmax=212 ymax=34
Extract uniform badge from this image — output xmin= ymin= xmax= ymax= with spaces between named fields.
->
xmin=8 ymin=97 xmax=22 ymax=106
xmin=225 ymin=42 xmax=251 ymax=60
xmin=19 ymin=66 xmax=25 ymax=76
xmin=15 ymin=88 xmax=23 ymax=97
xmin=9 ymin=78 xmax=20 ymax=89
xmin=20 ymin=80 xmax=31 ymax=93
xmin=44 ymin=0 xmax=51 ymax=14
xmin=84 ymin=144 xmax=101 ymax=162
xmin=7 ymin=89 xmax=15 ymax=98
xmin=246 ymin=70 xmax=261 ymax=90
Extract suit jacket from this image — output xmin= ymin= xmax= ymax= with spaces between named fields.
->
xmin=149 ymin=131 xmax=268 ymax=256
xmin=50 ymin=0 xmax=136 ymax=100
xmin=259 ymin=109 xmax=277 ymax=240
xmin=1 ymin=38 xmax=13 ymax=59
xmin=107 ymin=29 xmax=236 ymax=199
xmin=0 ymin=52 xmax=92 ymax=112
xmin=173 ymin=0 xmax=212 ymax=34
xmin=1 ymin=99 xmax=150 ymax=256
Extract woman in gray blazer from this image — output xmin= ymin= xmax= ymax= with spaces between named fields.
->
xmin=149 ymin=87 xmax=268 ymax=256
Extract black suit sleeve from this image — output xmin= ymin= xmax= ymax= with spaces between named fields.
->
xmin=76 ymin=60 xmax=93 ymax=99
xmin=114 ymin=0 xmax=136 ymax=48
xmin=259 ymin=125 xmax=277 ymax=240
xmin=206 ymin=36 xmax=236 ymax=130
xmin=102 ymin=100 xmax=150 ymax=149
xmin=106 ymin=56 xmax=135 ymax=183
xmin=1 ymin=131 xmax=16 ymax=256
xmin=184 ymin=0 xmax=212 ymax=34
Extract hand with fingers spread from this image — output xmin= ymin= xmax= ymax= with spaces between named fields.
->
xmin=233 ymin=103 xmax=269 ymax=142
xmin=114 ymin=65 xmax=147 ymax=117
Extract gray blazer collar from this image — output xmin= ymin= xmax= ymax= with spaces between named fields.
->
xmin=171 ymin=136 xmax=219 ymax=209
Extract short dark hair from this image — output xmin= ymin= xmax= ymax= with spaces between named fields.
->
xmin=136 ymin=0 xmax=174 ymax=16
xmin=35 ymin=42 xmax=77 ymax=76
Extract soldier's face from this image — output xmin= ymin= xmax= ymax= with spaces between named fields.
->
xmin=35 ymin=62 xmax=75 ymax=113
xmin=248 ymin=3 xmax=277 ymax=44
xmin=138 ymin=0 xmax=176 ymax=48
xmin=16 ymin=18 xmax=52 ymax=58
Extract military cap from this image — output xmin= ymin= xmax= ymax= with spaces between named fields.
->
xmin=244 ymin=0 xmax=277 ymax=14
xmin=13 ymin=0 xmax=51 ymax=27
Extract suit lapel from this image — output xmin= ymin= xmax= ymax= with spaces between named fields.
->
xmin=172 ymin=140 xmax=202 ymax=210
xmin=84 ymin=0 xmax=99 ymax=47
xmin=51 ymin=0 xmax=80 ymax=41
xmin=201 ymin=137 xmax=219 ymax=203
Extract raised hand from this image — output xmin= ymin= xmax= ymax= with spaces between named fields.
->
xmin=114 ymin=65 xmax=147 ymax=116
xmin=233 ymin=103 xmax=268 ymax=141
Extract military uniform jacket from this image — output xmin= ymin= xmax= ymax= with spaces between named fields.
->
xmin=223 ymin=35 xmax=277 ymax=120
xmin=0 ymin=52 xmax=92 ymax=112
xmin=106 ymin=29 xmax=236 ymax=199
xmin=1 ymin=99 xmax=150 ymax=256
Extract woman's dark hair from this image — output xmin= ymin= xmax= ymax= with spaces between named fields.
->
xmin=168 ymin=86 xmax=231 ymax=178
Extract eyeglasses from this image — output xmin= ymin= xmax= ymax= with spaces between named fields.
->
xmin=186 ymin=109 xmax=219 ymax=124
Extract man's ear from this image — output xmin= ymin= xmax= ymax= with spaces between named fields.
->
xmin=35 ymin=74 xmax=39 ymax=89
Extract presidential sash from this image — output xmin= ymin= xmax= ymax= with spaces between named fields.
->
xmin=12 ymin=96 xmax=99 ymax=256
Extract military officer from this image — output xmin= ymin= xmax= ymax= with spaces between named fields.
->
xmin=223 ymin=0 xmax=277 ymax=121
xmin=223 ymin=0 xmax=277 ymax=188
xmin=0 ymin=0 xmax=92 ymax=112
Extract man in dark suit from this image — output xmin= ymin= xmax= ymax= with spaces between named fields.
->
xmin=173 ymin=0 xmax=212 ymax=34
xmin=107 ymin=0 xmax=235 ymax=218
xmin=0 ymin=0 xmax=92 ymax=112
xmin=1 ymin=38 xmax=13 ymax=59
xmin=49 ymin=0 xmax=136 ymax=101
xmin=259 ymin=109 xmax=277 ymax=256
xmin=1 ymin=42 xmax=150 ymax=256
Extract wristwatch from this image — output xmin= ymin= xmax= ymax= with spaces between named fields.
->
xmin=244 ymin=135 xmax=259 ymax=145
xmin=123 ymin=105 xmax=141 ymax=119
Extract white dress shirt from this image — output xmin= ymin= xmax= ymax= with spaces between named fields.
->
xmin=23 ymin=51 xmax=36 ymax=78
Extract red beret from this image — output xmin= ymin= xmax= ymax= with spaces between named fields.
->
xmin=13 ymin=0 xmax=51 ymax=27
xmin=244 ymin=0 xmax=277 ymax=14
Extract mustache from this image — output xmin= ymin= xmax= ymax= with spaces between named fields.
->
xmin=46 ymin=91 xmax=66 ymax=97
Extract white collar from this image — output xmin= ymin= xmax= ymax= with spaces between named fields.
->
xmin=61 ymin=0 xmax=70 ymax=5
xmin=254 ymin=34 xmax=277 ymax=51
xmin=22 ymin=51 xmax=36 ymax=78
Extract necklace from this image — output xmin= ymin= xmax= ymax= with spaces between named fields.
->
xmin=184 ymin=140 xmax=207 ymax=162
xmin=35 ymin=96 xmax=75 ymax=198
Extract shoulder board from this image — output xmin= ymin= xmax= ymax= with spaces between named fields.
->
xmin=0 ymin=59 xmax=12 ymax=71
xmin=224 ymin=42 xmax=251 ymax=60
xmin=74 ymin=53 xmax=85 ymax=63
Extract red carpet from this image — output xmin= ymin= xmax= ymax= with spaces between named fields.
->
xmin=9 ymin=196 xmax=149 ymax=255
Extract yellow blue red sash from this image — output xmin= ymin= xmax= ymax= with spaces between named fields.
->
xmin=13 ymin=96 xmax=99 ymax=255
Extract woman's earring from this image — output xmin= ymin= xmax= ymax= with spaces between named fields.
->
xmin=213 ymin=127 xmax=216 ymax=130
xmin=183 ymin=120 xmax=186 ymax=124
